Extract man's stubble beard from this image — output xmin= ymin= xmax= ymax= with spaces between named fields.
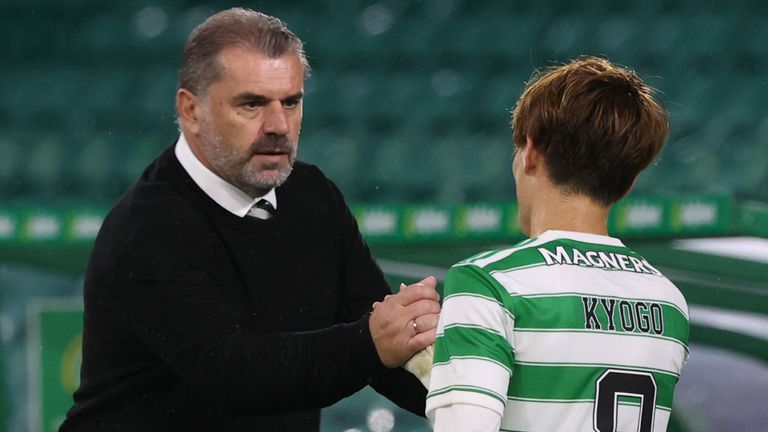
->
xmin=199 ymin=115 xmax=297 ymax=197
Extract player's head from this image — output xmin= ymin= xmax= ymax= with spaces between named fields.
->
xmin=176 ymin=8 xmax=310 ymax=197
xmin=511 ymin=56 xmax=669 ymax=212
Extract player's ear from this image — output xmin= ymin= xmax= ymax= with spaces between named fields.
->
xmin=523 ymin=136 xmax=541 ymax=174
xmin=177 ymin=88 xmax=202 ymax=135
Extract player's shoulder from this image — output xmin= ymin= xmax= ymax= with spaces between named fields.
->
xmin=443 ymin=237 xmax=547 ymax=299
xmin=453 ymin=235 xmax=553 ymax=274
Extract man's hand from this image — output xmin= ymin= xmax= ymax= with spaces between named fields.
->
xmin=369 ymin=276 xmax=440 ymax=368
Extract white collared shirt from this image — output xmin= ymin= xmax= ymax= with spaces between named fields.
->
xmin=174 ymin=134 xmax=277 ymax=217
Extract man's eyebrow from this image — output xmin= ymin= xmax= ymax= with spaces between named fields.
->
xmin=283 ymin=91 xmax=304 ymax=101
xmin=233 ymin=92 xmax=269 ymax=104
xmin=232 ymin=91 xmax=304 ymax=104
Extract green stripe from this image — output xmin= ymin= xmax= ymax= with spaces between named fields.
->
xmin=510 ymin=295 xmax=689 ymax=346
xmin=434 ymin=326 xmax=515 ymax=370
xmin=515 ymin=292 xmax=689 ymax=319
xmin=443 ymin=322 xmax=503 ymax=336
xmin=433 ymin=355 xmax=513 ymax=374
xmin=427 ymin=384 xmax=507 ymax=405
xmin=481 ymin=246 xmax=546 ymax=273
xmin=461 ymin=249 xmax=499 ymax=264
xmin=507 ymin=364 xmax=678 ymax=409
xmin=489 ymin=262 xmax=547 ymax=275
xmin=463 ymin=238 xmax=538 ymax=265
xmin=618 ymin=395 xmax=642 ymax=405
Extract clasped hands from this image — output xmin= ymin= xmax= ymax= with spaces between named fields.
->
xmin=369 ymin=276 xmax=440 ymax=368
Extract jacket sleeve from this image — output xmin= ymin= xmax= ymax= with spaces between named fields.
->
xmin=110 ymin=203 xmax=388 ymax=416
xmin=328 ymin=179 xmax=429 ymax=417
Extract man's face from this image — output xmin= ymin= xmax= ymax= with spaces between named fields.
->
xmin=195 ymin=46 xmax=304 ymax=196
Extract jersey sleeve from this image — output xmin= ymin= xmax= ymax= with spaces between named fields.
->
xmin=432 ymin=404 xmax=502 ymax=432
xmin=426 ymin=263 xmax=515 ymax=422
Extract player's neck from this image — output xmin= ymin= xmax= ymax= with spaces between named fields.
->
xmin=527 ymin=191 xmax=610 ymax=238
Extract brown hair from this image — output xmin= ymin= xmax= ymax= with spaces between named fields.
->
xmin=511 ymin=56 xmax=669 ymax=206
xmin=178 ymin=7 xmax=310 ymax=95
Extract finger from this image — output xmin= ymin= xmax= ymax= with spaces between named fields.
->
xmin=413 ymin=313 xmax=440 ymax=332
xmin=406 ymin=327 xmax=437 ymax=353
xmin=403 ymin=299 xmax=441 ymax=321
xmin=394 ymin=283 xmax=439 ymax=305
xmin=414 ymin=275 xmax=437 ymax=287
xmin=372 ymin=301 xmax=381 ymax=310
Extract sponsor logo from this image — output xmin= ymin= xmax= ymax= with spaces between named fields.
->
xmin=361 ymin=210 xmax=397 ymax=235
xmin=72 ymin=215 xmax=103 ymax=239
xmin=537 ymin=246 xmax=662 ymax=276
xmin=411 ymin=209 xmax=450 ymax=234
xmin=678 ymin=202 xmax=717 ymax=227
xmin=0 ymin=215 xmax=15 ymax=239
xmin=623 ymin=203 xmax=662 ymax=229
xmin=26 ymin=215 xmax=61 ymax=240
xmin=463 ymin=206 xmax=502 ymax=232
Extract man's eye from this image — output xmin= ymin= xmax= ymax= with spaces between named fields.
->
xmin=244 ymin=101 xmax=260 ymax=109
xmin=283 ymin=99 xmax=300 ymax=108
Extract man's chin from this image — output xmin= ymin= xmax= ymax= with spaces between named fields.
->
xmin=247 ymin=168 xmax=292 ymax=190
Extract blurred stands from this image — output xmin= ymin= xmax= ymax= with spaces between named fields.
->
xmin=1 ymin=0 xmax=766 ymax=204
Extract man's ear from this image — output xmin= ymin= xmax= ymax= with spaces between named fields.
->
xmin=523 ymin=136 xmax=542 ymax=174
xmin=177 ymin=89 xmax=202 ymax=135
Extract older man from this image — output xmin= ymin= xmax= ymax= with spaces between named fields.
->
xmin=61 ymin=8 xmax=439 ymax=431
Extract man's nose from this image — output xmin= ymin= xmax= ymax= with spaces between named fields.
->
xmin=263 ymin=103 xmax=289 ymax=136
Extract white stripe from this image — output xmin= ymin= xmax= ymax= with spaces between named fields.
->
xmin=427 ymin=358 xmax=510 ymax=417
xmin=492 ymin=265 xmax=689 ymax=319
xmin=430 ymin=357 xmax=511 ymax=396
xmin=513 ymin=331 xmax=687 ymax=375
xmin=500 ymin=399 xmax=670 ymax=432
xmin=438 ymin=295 xmax=515 ymax=341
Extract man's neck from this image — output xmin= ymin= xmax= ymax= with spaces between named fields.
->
xmin=527 ymin=191 xmax=611 ymax=238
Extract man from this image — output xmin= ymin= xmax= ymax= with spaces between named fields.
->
xmin=61 ymin=8 xmax=439 ymax=431
xmin=424 ymin=57 xmax=689 ymax=431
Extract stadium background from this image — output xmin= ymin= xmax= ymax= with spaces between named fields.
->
xmin=1 ymin=0 xmax=767 ymax=431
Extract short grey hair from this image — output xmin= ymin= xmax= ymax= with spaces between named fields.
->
xmin=178 ymin=7 xmax=310 ymax=95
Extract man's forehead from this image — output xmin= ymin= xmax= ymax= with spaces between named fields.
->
xmin=216 ymin=46 xmax=305 ymax=80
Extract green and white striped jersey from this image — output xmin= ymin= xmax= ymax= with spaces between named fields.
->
xmin=426 ymin=230 xmax=689 ymax=432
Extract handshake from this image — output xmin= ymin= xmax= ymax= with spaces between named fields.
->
xmin=369 ymin=276 xmax=438 ymax=388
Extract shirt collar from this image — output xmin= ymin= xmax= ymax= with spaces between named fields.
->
xmin=537 ymin=230 xmax=625 ymax=247
xmin=174 ymin=134 xmax=277 ymax=218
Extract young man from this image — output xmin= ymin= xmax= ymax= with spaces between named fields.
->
xmin=61 ymin=8 xmax=439 ymax=431
xmin=425 ymin=57 xmax=689 ymax=431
